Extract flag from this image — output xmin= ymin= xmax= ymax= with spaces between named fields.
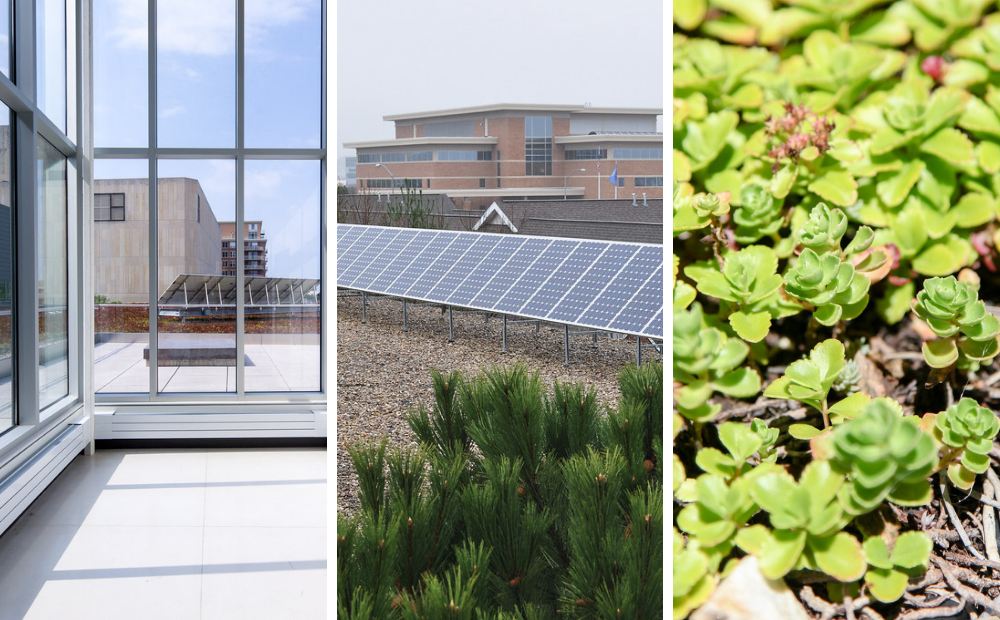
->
xmin=608 ymin=164 xmax=618 ymax=186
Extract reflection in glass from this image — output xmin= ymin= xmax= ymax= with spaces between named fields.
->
xmin=245 ymin=0 xmax=321 ymax=148
xmin=157 ymin=160 xmax=234 ymax=393
xmin=245 ymin=161 xmax=320 ymax=392
xmin=93 ymin=159 xmax=150 ymax=394
xmin=94 ymin=0 xmax=148 ymax=147
xmin=38 ymin=137 xmax=68 ymax=409
xmin=37 ymin=0 xmax=67 ymax=131
xmin=157 ymin=0 xmax=235 ymax=148
xmin=0 ymin=105 xmax=11 ymax=430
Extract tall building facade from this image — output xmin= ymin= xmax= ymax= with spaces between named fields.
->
xmin=219 ymin=221 xmax=267 ymax=278
xmin=93 ymin=178 xmax=222 ymax=303
xmin=345 ymin=104 xmax=663 ymax=206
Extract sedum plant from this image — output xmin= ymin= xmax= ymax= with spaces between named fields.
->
xmin=683 ymin=245 xmax=786 ymax=342
xmin=862 ymin=531 xmax=934 ymax=603
xmin=732 ymin=182 xmax=785 ymax=244
xmin=673 ymin=303 xmax=762 ymax=423
xmin=695 ymin=421 xmax=776 ymax=481
xmin=764 ymin=339 xmax=870 ymax=434
xmin=735 ymin=461 xmax=865 ymax=582
xmin=822 ymin=398 xmax=938 ymax=515
xmin=911 ymin=275 xmax=1000 ymax=370
xmin=923 ymin=397 xmax=1000 ymax=488
xmin=783 ymin=248 xmax=870 ymax=326
xmin=673 ymin=529 xmax=716 ymax=620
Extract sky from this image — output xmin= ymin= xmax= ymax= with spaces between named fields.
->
xmin=92 ymin=0 xmax=322 ymax=281
xmin=335 ymin=0 xmax=665 ymax=165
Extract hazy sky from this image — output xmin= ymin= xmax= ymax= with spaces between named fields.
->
xmin=335 ymin=0 xmax=665 ymax=163
xmin=92 ymin=0 xmax=323 ymax=282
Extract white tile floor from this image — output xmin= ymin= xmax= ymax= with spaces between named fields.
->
xmin=0 ymin=447 xmax=327 ymax=620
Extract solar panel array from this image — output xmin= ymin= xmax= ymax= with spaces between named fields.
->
xmin=337 ymin=224 xmax=663 ymax=339
xmin=159 ymin=275 xmax=321 ymax=306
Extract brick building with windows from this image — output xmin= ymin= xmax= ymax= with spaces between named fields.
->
xmin=344 ymin=104 xmax=663 ymax=208
xmin=219 ymin=221 xmax=267 ymax=278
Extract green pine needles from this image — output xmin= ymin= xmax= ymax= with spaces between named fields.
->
xmin=338 ymin=361 xmax=663 ymax=619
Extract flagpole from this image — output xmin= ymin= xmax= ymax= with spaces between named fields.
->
xmin=598 ymin=159 xmax=601 ymax=200
xmin=615 ymin=161 xmax=618 ymax=200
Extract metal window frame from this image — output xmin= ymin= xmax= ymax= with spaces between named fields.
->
xmin=91 ymin=0 xmax=327 ymax=407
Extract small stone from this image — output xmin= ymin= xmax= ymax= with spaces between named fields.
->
xmin=691 ymin=556 xmax=811 ymax=620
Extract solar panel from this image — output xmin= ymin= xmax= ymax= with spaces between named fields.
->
xmin=449 ymin=236 xmax=527 ymax=306
xmin=338 ymin=228 xmax=401 ymax=288
xmin=160 ymin=275 xmax=320 ymax=306
xmin=337 ymin=224 xmax=662 ymax=339
xmin=471 ymin=237 xmax=549 ymax=309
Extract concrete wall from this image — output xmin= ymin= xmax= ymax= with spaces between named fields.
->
xmin=94 ymin=178 xmax=222 ymax=303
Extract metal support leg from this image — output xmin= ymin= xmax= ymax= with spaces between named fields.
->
xmin=361 ymin=292 xmax=368 ymax=324
xmin=448 ymin=307 xmax=455 ymax=343
xmin=402 ymin=299 xmax=408 ymax=332
xmin=637 ymin=336 xmax=642 ymax=365
xmin=535 ymin=321 xmax=540 ymax=336
xmin=564 ymin=324 xmax=570 ymax=366
xmin=502 ymin=315 xmax=508 ymax=354
xmin=593 ymin=332 xmax=598 ymax=348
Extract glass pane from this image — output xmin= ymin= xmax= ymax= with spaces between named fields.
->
xmin=0 ymin=0 xmax=10 ymax=78
xmin=94 ymin=159 xmax=150 ymax=394
xmin=37 ymin=0 xmax=67 ymax=132
xmin=245 ymin=160 xmax=320 ymax=392
xmin=245 ymin=0 xmax=321 ymax=148
xmin=38 ymin=137 xmax=67 ymax=409
xmin=94 ymin=0 xmax=147 ymax=147
xmin=0 ymin=104 xmax=11 ymax=430
xmin=157 ymin=1 xmax=235 ymax=148
xmin=157 ymin=159 xmax=234 ymax=393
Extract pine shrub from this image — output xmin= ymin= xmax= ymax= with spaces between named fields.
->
xmin=338 ymin=361 xmax=664 ymax=619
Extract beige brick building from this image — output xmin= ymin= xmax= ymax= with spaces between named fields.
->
xmin=93 ymin=178 xmax=221 ymax=303
xmin=345 ymin=104 xmax=663 ymax=208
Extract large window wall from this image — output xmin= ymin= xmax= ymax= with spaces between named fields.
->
xmin=0 ymin=0 xmax=87 ymax=448
xmin=92 ymin=0 xmax=326 ymax=405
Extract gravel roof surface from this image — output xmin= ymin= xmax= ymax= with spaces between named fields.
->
xmin=336 ymin=294 xmax=662 ymax=514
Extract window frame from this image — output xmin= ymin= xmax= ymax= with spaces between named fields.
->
xmin=90 ymin=0 xmax=327 ymax=407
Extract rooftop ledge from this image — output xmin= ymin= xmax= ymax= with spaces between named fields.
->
xmin=343 ymin=137 xmax=499 ymax=149
xmin=383 ymin=103 xmax=664 ymax=121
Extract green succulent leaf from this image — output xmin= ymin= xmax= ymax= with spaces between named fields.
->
xmin=758 ymin=528 xmax=808 ymax=580
xmin=808 ymin=532 xmax=867 ymax=582
xmin=865 ymin=567 xmax=910 ymax=603
xmin=922 ymin=339 xmax=959 ymax=368
xmin=718 ymin=421 xmax=764 ymax=464
xmin=809 ymin=170 xmax=858 ymax=207
xmin=877 ymin=160 xmax=926 ymax=208
xmin=729 ymin=310 xmax=772 ymax=343
xmin=862 ymin=537 xmax=894 ymax=570
xmin=919 ymin=128 xmax=976 ymax=164
xmin=891 ymin=531 xmax=933 ymax=569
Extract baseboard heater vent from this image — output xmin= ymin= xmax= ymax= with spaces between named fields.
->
xmin=0 ymin=424 xmax=85 ymax=536
xmin=95 ymin=411 xmax=327 ymax=440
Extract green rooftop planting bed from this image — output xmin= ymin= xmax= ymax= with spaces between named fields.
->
xmin=675 ymin=3 xmax=1000 ymax=618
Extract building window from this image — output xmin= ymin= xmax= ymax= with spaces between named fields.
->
xmin=525 ymin=116 xmax=552 ymax=176
xmin=196 ymin=195 xmax=201 ymax=222
xmin=565 ymin=148 xmax=606 ymax=160
xmin=479 ymin=178 xmax=485 ymax=188
xmin=618 ymin=177 xmax=625 ymax=188
xmin=95 ymin=193 xmax=125 ymax=221
xmin=437 ymin=150 xmax=491 ymax=161
xmin=367 ymin=178 xmax=422 ymax=189
xmin=424 ymin=119 xmax=475 ymax=137
xmin=634 ymin=176 xmax=664 ymax=187
xmin=407 ymin=150 xmax=432 ymax=161
xmin=358 ymin=153 xmax=380 ymax=163
xmin=611 ymin=148 xmax=664 ymax=160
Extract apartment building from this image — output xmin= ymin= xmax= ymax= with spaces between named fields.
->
xmin=345 ymin=103 xmax=663 ymax=207
xmin=219 ymin=221 xmax=267 ymax=278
